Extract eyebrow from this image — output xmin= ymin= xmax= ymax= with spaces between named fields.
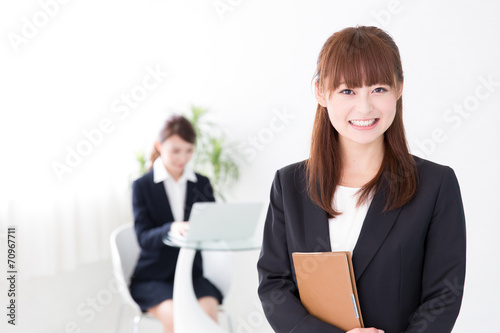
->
xmin=338 ymin=82 xmax=391 ymax=87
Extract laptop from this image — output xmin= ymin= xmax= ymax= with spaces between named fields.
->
xmin=167 ymin=202 xmax=265 ymax=245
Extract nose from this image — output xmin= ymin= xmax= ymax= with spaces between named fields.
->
xmin=357 ymin=95 xmax=374 ymax=115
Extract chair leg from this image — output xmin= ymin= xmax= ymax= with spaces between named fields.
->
xmin=133 ymin=315 xmax=142 ymax=333
xmin=225 ymin=312 xmax=234 ymax=333
xmin=115 ymin=303 xmax=124 ymax=333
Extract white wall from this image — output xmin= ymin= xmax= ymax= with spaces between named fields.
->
xmin=1 ymin=0 xmax=499 ymax=332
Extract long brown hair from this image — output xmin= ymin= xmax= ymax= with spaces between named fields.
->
xmin=307 ymin=26 xmax=418 ymax=218
xmin=149 ymin=115 xmax=196 ymax=169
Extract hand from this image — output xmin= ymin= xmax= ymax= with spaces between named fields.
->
xmin=347 ymin=329 xmax=384 ymax=333
xmin=170 ymin=221 xmax=190 ymax=236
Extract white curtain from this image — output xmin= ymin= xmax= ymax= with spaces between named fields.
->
xmin=0 ymin=175 xmax=134 ymax=279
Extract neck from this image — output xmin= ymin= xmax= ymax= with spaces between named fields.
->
xmin=165 ymin=165 xmax=183 ymax=181
xmin=338 ymin=136 xmax=385 ymax=187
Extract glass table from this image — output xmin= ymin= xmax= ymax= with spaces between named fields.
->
xmin=163 ymin=235 xmax=261 ymax=333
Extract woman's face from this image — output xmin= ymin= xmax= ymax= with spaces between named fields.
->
xmin=316 ymin=82 xmax=402 ymax=149
xmin=155 ymin=134 xmax=194 ymax=175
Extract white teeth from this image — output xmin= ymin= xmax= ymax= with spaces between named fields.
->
xmin=349 ymin=119 xmax=376 ymax=127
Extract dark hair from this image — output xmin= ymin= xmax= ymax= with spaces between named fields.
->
xmin=149 ymin=115 xmax=196 ymax=167
xmin=306 ymin=26 xmax=418 ymax=218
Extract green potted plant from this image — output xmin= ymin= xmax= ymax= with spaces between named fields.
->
xmin=184 ymin=106 xmax=240 ymax=201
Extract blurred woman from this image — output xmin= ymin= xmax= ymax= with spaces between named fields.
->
xmin=130 ymin=115 xmax=222 ymax=333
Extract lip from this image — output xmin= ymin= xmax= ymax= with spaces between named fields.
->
xmin=348 ymin=118 xmax=379 ymax=130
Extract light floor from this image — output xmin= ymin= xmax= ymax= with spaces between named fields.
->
xmin=1 ymin=251 xmax=272 ymax=333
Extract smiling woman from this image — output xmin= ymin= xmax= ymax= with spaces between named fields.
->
xmin=257 ymin=26 xmax=466 ymax=333
xmin=309 ymin=26 xmax=414 ymax=216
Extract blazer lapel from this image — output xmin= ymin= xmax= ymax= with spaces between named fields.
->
xmin=352 ymin=183 xmax=402 ymax=282
xmin=303 ymin=194 xmax=332 ymax=252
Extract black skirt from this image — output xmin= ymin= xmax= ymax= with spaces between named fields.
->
xmin=130 ymin=276 xmax=223 ymax=312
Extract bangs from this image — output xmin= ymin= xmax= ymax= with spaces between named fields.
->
xmin=318 ymin=27 xmax=402 ymax=93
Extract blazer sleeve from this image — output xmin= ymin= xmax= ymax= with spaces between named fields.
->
xmin=405 ymin=167 xmax=466 ymax=332
xmin=257 ymin=170 xmax=345 ymax=333
xmin=132 ymin=178 xmax=172 ymax=250
xmin=196 ymin=176 xmax=216 ymax=204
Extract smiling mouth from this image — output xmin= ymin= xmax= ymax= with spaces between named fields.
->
xmin=349 ymin=119 xmax=379 ymax=127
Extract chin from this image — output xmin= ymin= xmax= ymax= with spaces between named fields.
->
xmin=348 ymin=135 xmax=384 ymax=146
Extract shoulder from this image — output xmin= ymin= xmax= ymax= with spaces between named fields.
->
xmin=191 ymin=172 xmax=215 ymax=201
xmin=192 ymin=173 xmax=214 ymax=197
xmin=412 ymin=155 xmax=456 ymax=182
xmin=274 ymin=160 xmax=308 ymax=191
xmin=194 ymin=172 xmax=211 ymax=186
xmin=277 ymin=160 xmax=307 ymax=175
xmin=413 ymin=155 xmax=450 ymax=175
xmin=134 ymin=170 xmax=154 ymax=183
xmin=411 ymin=155 xmax=461 ymax=196
xmin=132 ymin=170 xmax=154 ymax=190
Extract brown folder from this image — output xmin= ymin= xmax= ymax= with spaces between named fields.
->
xmin=292 ymin=251 xmax=364 ymax=331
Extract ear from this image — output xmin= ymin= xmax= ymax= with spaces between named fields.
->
xmin=154 ymin=140 xmax=162 ymax=153
xmin=397 ymin=80 xmax=404 ymax=100
xmin=314 ymin=80 xmax=328 ymax=107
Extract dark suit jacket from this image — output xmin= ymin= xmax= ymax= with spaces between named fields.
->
xmin=131 ymin=170 xmax=215 ymax=281
xmin=257 ymin=156 xmax=466 ymax=333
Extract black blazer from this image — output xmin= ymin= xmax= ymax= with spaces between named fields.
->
xmin=131 ymin=170 xmax=215 ymax=281
xmin=257 ymin=156 xmax=466 ymax=333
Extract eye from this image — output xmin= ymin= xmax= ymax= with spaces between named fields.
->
xmin=373 ymin=87 xmax=388 ymax=93
xmin=340 ymin=89 xmax=354 ymax=95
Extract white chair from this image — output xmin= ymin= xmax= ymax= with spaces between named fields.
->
xmin=110 ymin=224 xmax=235 ymax=333
xmin=110 ymin=223 xmax=155 ymax=333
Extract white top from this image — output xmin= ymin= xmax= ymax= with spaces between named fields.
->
xmin=153 ymin=157 xmax=197 ymax=222
xmin=328 ymin=186 xmax=372 ymax=254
